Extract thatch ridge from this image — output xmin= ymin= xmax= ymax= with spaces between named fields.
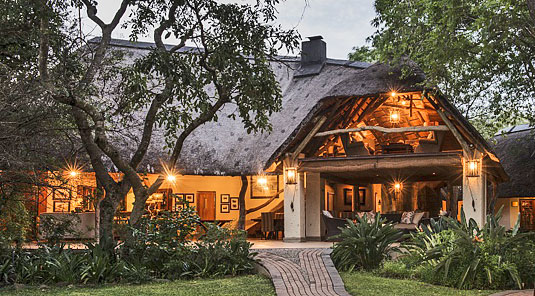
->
xmin=492 ymin=128 xmax=535 ymax=198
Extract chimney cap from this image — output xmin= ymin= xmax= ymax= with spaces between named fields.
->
xmin=307 ymin=35 xmax=323 ymax=41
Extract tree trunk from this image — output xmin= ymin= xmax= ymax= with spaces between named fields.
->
xmin=98 ymin=192 xmax=121 ymax=252
xmin=237 ymin=176 xmax=248 ymax=230
xmin=129 ymin=188 xmax=150 ymax=228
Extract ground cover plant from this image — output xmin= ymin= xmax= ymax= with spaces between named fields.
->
xmin=0 ymin=274 xmax=274 ymax=296
xmin=378 ymin=210 xmax=535 ymax=290
xmin=341 ymin=271 xmax=495 ymax=296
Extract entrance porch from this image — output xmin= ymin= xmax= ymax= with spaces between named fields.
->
xmin=282 ymin=151 xmax=492 ymax=242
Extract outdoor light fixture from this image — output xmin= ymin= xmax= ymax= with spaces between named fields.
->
xmin=393 ymin=182 xmax=402 ymax=192
xmin=390 ymin=109 xmax=401 ymax=124
xmin=68 ymin=170 xmax=79 ymax=178
xmin=466 ymin=159 xmax=481 ymax=177
xmin=390 ymin=91 xmax=397 ymax=97
xmin=285 ymin=167 xmax=297 ymax=185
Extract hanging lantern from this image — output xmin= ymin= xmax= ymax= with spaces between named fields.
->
xmin=389 ymin=109 xmax=401 ymax=124
xmin=466 ymin=159 xmax=481 ymax=177
xmin=285 ymin=167 xmax=297 ymax=185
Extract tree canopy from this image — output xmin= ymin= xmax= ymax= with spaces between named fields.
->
xmin=368 ymin=0 xmax=535 ymax=137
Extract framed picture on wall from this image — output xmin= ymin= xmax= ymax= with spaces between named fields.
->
xmin=220 ymin=203 xmax=230 ymax=213
xmin=230 ymin=197 xmax=239 ymax=210
xmin=53 ymin=188 xmax=71 ymax=200
xmin=343 ymin=188 xmax=353 ymax=206
xmin=359 ymin=189 xmax=366 ymax=206
xmin=175 ymin=204 xmax=184 ymax=211
xmin=250 ymin=175 xmax=279 ymax=199
xmin=53 ymin=200 xmax=70 ymax=212
xmin=185 ymin=194 xmax=194 ymax=203
xmin=221 ymin=194 xmax=230 ymax=203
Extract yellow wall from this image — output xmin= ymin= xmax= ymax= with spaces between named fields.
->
xmin=44 ymin=173 xmax=283 ymax=227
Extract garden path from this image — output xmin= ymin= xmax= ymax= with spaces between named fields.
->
xmin=491 ymin=290 xmax=534 ymax=296
xmin=256 ymin=248 xmax=350 ymax=296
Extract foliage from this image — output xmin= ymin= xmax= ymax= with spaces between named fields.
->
xmin=331 ymin=213 xmax=403 ymax=271
xmin=369 ymin=0 xmax=535 ymax=137
xmin=340 ymin=271 xmax=495 ymax=296
xmin=39 ymin=214 xmax=80 ymax=247
xmin=0 ymin=275 xmax=275 ymax=296
xmin=0 ymin=190 xmax=30 ymax=247
xmin=398 ymin=209 xmax=535 ymax=290
xmin=347 ymin=45 xmax=378 ymax=63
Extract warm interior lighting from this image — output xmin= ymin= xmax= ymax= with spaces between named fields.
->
xmin=401 ymin=100 xmax=406 ymax=106
xmin=466 ymin=159 xmax=480 ymax=177
xmin=394 ymin=182 xmax=402 ymax=192
xmin=65 ymin=161 xmax=82 ymax=178
xmin=285 ymin=167 xmax=297 ymax=185
xmin=390 ymin=91 xmax=397 ymax=97
xmin=390 ymin=110 xmax=401 ymax=124
xmin=166 ymin=174 xmax=176 ymax=182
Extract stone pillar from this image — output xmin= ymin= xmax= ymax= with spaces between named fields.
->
xmin=462 ymin=152 xmax=487 ymax=226
xmin=305 ymin=172 xmax=322 ymax=241
xmin=283 ymin=156 xmax=306 ymax=242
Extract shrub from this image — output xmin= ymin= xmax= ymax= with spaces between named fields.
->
xmin=0 ymin=191 xmax=31 ymax=247
xmin=403 ymin=208 xmax=535 ymax=290
xmin=39 ymin=214 xmax=80 ymax=247
xmin=331 ymin=213 xmax=403 ymax=271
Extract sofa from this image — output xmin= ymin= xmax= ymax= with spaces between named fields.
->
xmin=321 ymin=211 xmax=349 ymax=241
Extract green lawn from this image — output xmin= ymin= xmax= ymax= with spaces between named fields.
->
xmin=0 ymin=275 xmax=275 ymax=296
xmin=341 ymin=272 xmax=496 ymax=296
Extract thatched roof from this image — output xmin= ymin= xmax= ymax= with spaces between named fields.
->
xmin=92 ymin=38 xmax=498 ymax=177
xmin=492 ymin=126 xmax=535 ymax=197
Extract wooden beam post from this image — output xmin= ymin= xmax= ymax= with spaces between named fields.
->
xmin=314 ymin=125 xmax=450 ymax=138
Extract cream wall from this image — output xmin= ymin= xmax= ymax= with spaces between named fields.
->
xmin=495 ymin=197 xmax=521 ymax=229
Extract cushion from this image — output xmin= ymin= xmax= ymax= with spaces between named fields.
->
xmin=322 ymin=210 xmax=334 ymax=218
xmin=366 ymin=212 xmax=376 ymax=223
xmin=401 ymin=211 xmax=415 ymax=224
xmin=412 ymin=212 xmax=425 ymax=225
xmin=394 ymin=224 xmax=418 ymax=230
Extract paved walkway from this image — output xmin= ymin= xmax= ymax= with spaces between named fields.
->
xmin=256 ymin=248 xmax=350 ymax=296
xmin=491 ymin=291 xmax=534 ymax=296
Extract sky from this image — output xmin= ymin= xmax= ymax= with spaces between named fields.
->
xmin=81 ymin=0 xmax=377 ymax=60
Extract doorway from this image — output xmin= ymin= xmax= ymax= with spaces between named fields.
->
xmin=197 ymin=191 xmax=216 ymax=221
xmin=520 ymin=199 xmax=535 ymax=231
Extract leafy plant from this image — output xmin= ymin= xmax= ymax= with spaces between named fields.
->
xmin=402 ymin=208 xmax=535 ymax=290
xmin=331 ymin=213 xmax=403 ymax=271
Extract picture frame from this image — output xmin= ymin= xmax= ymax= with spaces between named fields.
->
xmin=220 ymin=203 xmax=230 ymax=213
xmin=185 ymin=193 xmax=194 ymax=203
xmin=53 ymin=188 xmax=71 ymax=200
xmin=343 ymin=188 xmax=353 ymax=206
xmin=175 ymin=204 xmax=184 ymax=211
xmin=250 ymin=175 xmax=279 ymax=199
xmin=221 ymin=194 xmax=230 ymax=203
xmin=230 ymin=197 xmax=239 ymax=210
xmin=53 ymin=200 xmax=70 ymax=213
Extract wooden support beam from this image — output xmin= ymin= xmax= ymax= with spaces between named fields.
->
xmin=314 ymin=125 xmax=449 ymax=137
xmin=291 ymin=116 xmax=327 ymax=161
xmin=423 ymin=93 xmax=473 ymax=157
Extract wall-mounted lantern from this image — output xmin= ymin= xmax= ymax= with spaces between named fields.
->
xmin=393 ymin=181 xmax=402 ymax=192
xmin=466 ymin=159 xmax=481 ymax=177
xmin=285 ymin=167 xmax=297 ymax=185
xmin=389 ymin=109 xmax=401 ymax=124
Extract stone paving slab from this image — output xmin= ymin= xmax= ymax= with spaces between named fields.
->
xmin=256 ymin=248 xmax=350 ymax=296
